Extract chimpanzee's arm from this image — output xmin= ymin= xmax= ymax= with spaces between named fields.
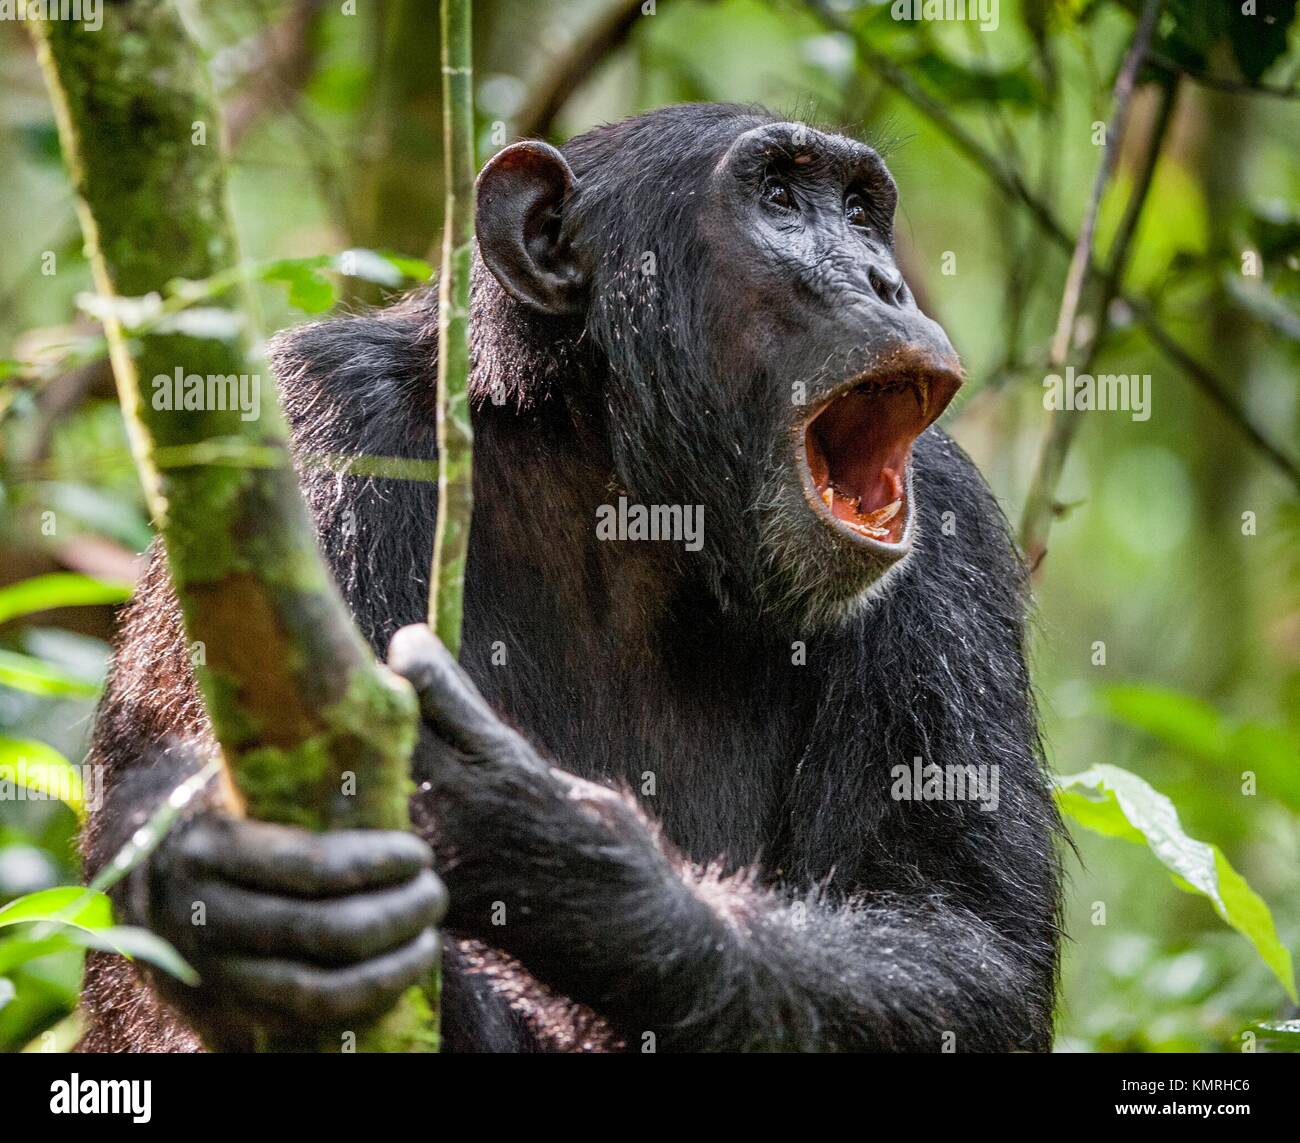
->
xmin=390 ymin=624 xmax=1056 ymax=1053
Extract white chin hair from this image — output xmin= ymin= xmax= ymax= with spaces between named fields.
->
xmin=822 ymin=546 xmax=915 ymax=627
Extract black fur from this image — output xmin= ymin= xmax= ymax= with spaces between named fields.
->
xmin=78 ymin=104 xmax=1062 ymax=1052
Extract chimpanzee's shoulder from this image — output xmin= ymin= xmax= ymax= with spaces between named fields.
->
xmin=908 ymin=425 xmax=1030 ymax=609
xmin=913 ymin=427 xmax=1017 ymax=542
xmin=267 ymin=288 xmax=439 ymax=456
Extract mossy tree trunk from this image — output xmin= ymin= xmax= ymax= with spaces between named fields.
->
xmin=33 ymin=0 xmax=436 ymax=1051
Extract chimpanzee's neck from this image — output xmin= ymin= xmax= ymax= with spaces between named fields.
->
xmin=460 ymin=398 xmax=817 ymax=869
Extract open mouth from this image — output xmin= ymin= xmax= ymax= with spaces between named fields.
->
xmin=801 ymin=366 xmax=961 ymax=550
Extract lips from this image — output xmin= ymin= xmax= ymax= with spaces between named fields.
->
xmin=801 ymin=362 xmax=961 ymax=549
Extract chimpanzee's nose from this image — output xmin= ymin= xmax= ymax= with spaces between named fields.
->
xmin=867 ymin=262 xmax=906 ymax=307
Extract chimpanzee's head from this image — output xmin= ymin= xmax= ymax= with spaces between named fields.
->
xmin=474 ymin=104 xmax=962 ymax=628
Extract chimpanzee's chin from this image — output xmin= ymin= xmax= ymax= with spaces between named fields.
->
xmin=747 ymin=469 xmax=918 ymax=632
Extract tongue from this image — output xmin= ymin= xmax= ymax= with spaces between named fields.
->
xmin=813 ymin=388 xmax=915 ymax=515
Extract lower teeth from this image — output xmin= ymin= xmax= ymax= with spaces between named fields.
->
xmin=847 ymin=498 xmax=902 ymax=538
xmin=817 ymin=484 xmax=904 ymax=539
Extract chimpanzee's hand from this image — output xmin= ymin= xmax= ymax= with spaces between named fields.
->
xmin=144 ymin=813 xmax=445 ymax=1051
xmin=388 ymin=624 xmax=668 ymax=946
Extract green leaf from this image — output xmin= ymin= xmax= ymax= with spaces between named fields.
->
xmin=0 ymin=887 xmax=196 ymax=983
xmin=375 ymin=251 xmax=435 ymax=282
xmin=0 ymin=735 xmax=84 ymax=818
xmin=261 ymin=257 xmax=338 ymax=313
xmin=0 ymin=934 xmax=79 ymax=975
xmin=0 ymin=886 xmax=111 ymax=931
xmin=1055 ymin=780 xmax=1146 ymax=846
xmin=1253 ymin=1019 xmax=1300 ymax=1052
xmin=0 ymin=916 xmax=196 ymax=985
xmin=0 ymin=649 xmax=100 ymax=698
xmin=1056 ymin=764 xmax=1296 ymax=1001
xmin=0 ymin=573 xmax=132 ymax=626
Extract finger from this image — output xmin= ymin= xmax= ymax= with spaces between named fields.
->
xmin=211 ymin=928 xmax=440 ymax=1025
xmin=159 ymin=869 xmax=447 ymax=965
xmin=388 ymin=623 xmax=515 ymax=758
xmin=172 ymin=816 xmax=433 ymax=898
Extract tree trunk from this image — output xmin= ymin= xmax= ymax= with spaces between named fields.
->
xmin=33 ymin=0 xmax=436 ymax=1052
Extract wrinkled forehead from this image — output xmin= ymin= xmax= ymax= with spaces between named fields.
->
xmin=716 ymin=120 xmax=890 ymax=184
xmin=561 ymin=109 xmax=887 ymax=191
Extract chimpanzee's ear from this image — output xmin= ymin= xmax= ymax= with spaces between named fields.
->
xmin=476 ymin=141 xmax=587 ymax=317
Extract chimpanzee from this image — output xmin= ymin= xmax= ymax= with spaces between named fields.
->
xmin=78 ymin=103 xmax=1062 ymax=1052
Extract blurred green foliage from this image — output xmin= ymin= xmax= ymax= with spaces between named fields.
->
xmin=0 ymin=0 xmax=1297 ymax=1052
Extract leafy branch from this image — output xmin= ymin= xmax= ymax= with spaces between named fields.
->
xmin=1057 ymin=763 xmax=1296 ymax=1003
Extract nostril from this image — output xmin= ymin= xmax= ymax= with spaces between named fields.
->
xmin=868 ymin=264 xmax=905 ymax=306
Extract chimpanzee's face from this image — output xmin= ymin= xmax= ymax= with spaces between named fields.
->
xmin=689 ymin=121 xmax=962 ymax=622
xmin=476 ymin=110 xmax=963 ymax=628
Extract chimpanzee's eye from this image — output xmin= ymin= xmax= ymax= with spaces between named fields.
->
xmin=845 ymin=193 xmax=869 ymax=229
xmin=762 ymin=177 xmax=794 ymax=210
